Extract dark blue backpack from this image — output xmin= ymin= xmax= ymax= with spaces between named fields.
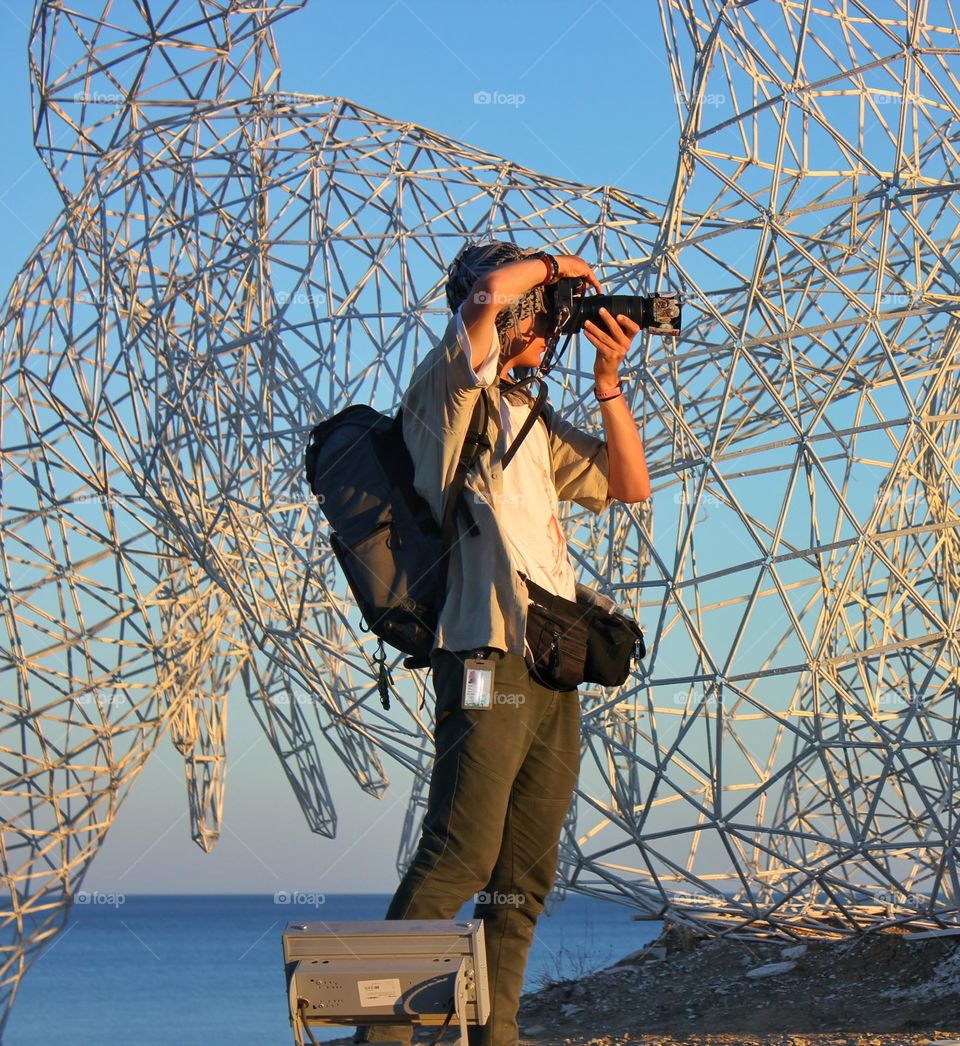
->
xmin=304 ymin=382 xmax=547 ymax=704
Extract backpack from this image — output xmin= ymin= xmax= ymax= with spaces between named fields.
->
xmin=304 ymin=381 xmax=547 ymax=706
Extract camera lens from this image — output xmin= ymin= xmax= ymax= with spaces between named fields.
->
xmin=570 ymin=295 xmax=649 ymax=333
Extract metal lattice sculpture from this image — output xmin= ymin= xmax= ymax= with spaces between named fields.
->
xmin=2 ymin=0 xmax=960 ymax=1034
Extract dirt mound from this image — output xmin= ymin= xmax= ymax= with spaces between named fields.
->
xmin=516 ymin=923 xmax=960 ymax=1045
xmin=325 ymin=922 xmax=960 ymax=1045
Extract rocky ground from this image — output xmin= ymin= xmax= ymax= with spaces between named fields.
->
xmin=325 ymin=922 xmax=960 ymax=1045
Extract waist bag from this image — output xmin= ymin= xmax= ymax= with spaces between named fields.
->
xmin=522 ymin=573 xmax=646 ymax=690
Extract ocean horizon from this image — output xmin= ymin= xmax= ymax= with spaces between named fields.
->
xmin=4 ymin=892 xmax=661 ymax=1045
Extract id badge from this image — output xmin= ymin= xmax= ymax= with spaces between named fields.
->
xmin=462 ymin=658 xmax=495 ymax=709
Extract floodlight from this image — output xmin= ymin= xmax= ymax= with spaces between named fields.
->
xmin=282 ymin=918 xmax=490 ymax=1046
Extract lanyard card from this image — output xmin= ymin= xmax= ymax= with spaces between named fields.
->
xmin=462 ymin=658 xmax=495 ymax=709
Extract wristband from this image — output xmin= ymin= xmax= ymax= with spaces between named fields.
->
xmin=534 ymin=251 xmax=559 ymax=285
xmin=595 ymin=381 xmax=622 ymax=401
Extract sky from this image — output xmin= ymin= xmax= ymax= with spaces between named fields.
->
xmin=0 ymin=1 xmax=680 ymax=894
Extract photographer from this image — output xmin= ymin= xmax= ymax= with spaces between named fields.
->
xmin=353 ymin=241 xmax=651 ymax=1046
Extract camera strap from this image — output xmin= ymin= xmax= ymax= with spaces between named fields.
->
xmin=499 ymin=377 xmax=548 ymax=469
xmin=441 ymin=379 xmax=544 ymax=547
xmin=535 ymin=277 xmax=587 ymax=379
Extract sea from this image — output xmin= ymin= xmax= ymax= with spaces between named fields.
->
xmin=3 ymin=892 xmax=661 ymax=1045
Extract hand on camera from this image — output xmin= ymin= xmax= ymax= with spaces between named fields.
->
xmin=551 ymin=255 xmax=604 ymax=295
xmin=583 ymin=307 xmax=641 ymax=386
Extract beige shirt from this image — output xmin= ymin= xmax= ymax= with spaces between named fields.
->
xmin=400 ymin=311 xmax=614 ymax=656
xmin=462 ymin=308 xmax=579 ymax=603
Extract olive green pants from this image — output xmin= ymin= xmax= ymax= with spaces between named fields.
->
xmin=353 ymin=648 xmax=580 ymax=1046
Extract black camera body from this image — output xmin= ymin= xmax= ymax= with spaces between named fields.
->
xmin=544 ymin=278 xmax=681 ymax=337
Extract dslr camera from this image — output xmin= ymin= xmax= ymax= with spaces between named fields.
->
xmin=543 ymin=278 xmax=682 ymax=337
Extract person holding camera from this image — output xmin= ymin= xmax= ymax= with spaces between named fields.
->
xmin=353 ymin=240 xmax=651 ymax=1046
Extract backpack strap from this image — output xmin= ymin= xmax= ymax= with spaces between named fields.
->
xmin=400 ymin=377 xmax=546 ymax=626
xmin=440 ymin=389 xmax=490 ymax=550
xmin=398 ymin=381 xmax=550 ymax=669
xmin=395 ymin=394 xmax=490 ymax=671
xmin=445 ymin=378 xmax=548 ymax=525
xmin=391 ymin=393 xmax=489 ymax=546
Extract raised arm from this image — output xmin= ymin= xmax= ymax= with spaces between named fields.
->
xmin=586 ymin=308 xmax=652 ymax=503
xmin=459 ymin=254 xmax=602 ymax=372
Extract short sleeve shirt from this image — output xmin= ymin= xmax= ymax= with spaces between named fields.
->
xmin=457 ymin=307 xmax=578 ymax=602
xmin=399 ymin=309 xmax=613 ymax=656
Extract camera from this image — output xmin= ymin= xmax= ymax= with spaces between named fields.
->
xmin=543 ymin=277 xmax=681 ymax=337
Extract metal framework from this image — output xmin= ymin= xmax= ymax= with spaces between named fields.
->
xmin=2 ymin=0 xmax=960 ymax=1033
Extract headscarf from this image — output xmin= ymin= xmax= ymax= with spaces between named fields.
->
xmin=444 ymin=239 xmax=548 ymax=358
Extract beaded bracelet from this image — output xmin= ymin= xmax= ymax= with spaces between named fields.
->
xmin=534 ymin=251 xmax=559 ymax=285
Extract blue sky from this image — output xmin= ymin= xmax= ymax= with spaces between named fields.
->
xmin=0 ymin=0 xmax=677 ymax=893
